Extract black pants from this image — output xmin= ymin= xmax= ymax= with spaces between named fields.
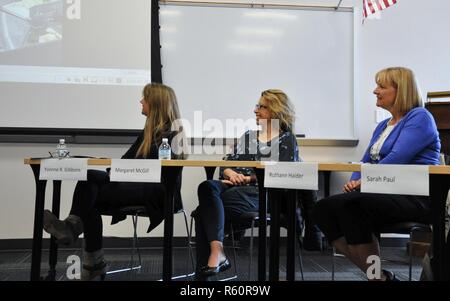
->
xmin=312 ymin=191 xmax=430 ymax=245
xmin=194 ymin=180 xmax=258 ymax=269
xmin=69 ymin=170 xmax=165 ymax=252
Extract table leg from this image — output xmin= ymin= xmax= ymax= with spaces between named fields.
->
xmin=162 ymin=166 xmax=182 ymax=281
xmin=430 ymin=174 xmax=450 ymax=281
xmin=204 ymin=167 xmax=216 ymax=180
xmin=255 ymin=168 xmax=267 ymax=281
xmin=269 ymin=188 xmax=280 ymax=281
xmin=30 ymin=165 xmax=47 ymax=281
xmin=45 ymin=180 xmax=61 ymax=281
xmin=323 ymin=171 xmax=331 ymax=198
xmin=286 ymin=190 xmax=297 ymax=281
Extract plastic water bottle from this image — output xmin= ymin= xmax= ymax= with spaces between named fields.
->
xmin=56 ymin=139 xmax=69 ymax=159
xmin=158 ymin=138 xmax=171 ymax=160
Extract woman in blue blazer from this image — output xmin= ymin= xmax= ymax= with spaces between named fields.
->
xmin=313 ymin=67 xmax=441 ymax=281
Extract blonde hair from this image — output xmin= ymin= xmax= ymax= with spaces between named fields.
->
xmin=375 ymin=67 xmax=423 ymax=115
xmin=136 ymin=83 xmax=183 ymax=158
xmin=261 ymin=89 xmax=295 ymax=132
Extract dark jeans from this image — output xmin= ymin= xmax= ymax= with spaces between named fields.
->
xmin=194 ymin=180 xmax=258 ymax=269
xmin=312 ymin=191 xmax=430 ymax=245
xmin=70 ymin=170 xmax=165 ymax=252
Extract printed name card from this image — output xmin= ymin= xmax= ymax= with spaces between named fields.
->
xmin=110 ymin=159 xmax=161 ymax=183
xmin=40 ymin=158 xmax=88 ymax=181
xmin=361 ymin=164 xmax=429 ymax=196
xmin=264 ymin=162 xmax=318 ymax=190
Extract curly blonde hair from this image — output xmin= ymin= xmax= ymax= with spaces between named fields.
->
xmin=260 ymin=89 xmax=295 ymax=132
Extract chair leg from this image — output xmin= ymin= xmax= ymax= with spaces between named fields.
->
xmin=296 ymin=235 xmax=305 ymax=281
xmin=107 ymin=214 xmax=142 ymax=277
xmin=408 ymin=226 xmax=431 ymax=281
xmin=189 ymin=215 xmax=195 ymax=249
xmin=134 ymin=215 xmax=142 ymax=269
xmin=249 ymin=219 xmax=255 ymax=281
xmin=189 ymin=215 xmax=196 ymax=277
xmin=130 ymin=213 xmax=142 ymax=280
xmin=331 ymin=247 xmax=335 ymax=281
xmin=157 ymin=211 xmax=196 ymax=281
xmin=408 ymin=227 xmax=419 ymax=281
xmin=181 ymin=210 xmax=196 ymax=280
xmin=220 ymin=223 xmax=238 ymax=281
xmin=409 ymin=242 xmax=413 ymax=281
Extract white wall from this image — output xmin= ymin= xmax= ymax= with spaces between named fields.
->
xmin=1 ymin=0 xmax=449 ymax=239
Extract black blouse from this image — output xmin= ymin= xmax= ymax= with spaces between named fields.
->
xmin=219 ymin=130 xmax=300 ymax=183
xmin=112 ymin=130 xmax=184 ymax=233
xmin=121 ymin=130 xmax=182 ymax=159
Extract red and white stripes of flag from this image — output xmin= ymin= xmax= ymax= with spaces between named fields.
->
xmin=363 ymin=0 xmax=398 ymax=19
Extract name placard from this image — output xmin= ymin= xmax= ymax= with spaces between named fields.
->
xmin=110 ymin=159 xmax=161 ymax=183
xmin=40 ymin=158 xmax=88 ymax=181
xmin=264 ymin=162 xmax=318 ymax=190
xmin=361 ymin=164 xmax=429 ymax=196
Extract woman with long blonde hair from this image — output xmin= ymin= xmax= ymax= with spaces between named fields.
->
xmin=43 ymin=83 xmax=185 ymax=280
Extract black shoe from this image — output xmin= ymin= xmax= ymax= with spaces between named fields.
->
xmin=200 ymin=258 xmax=231 ymax=277
xmin=383 ymin=269 xmax=399 ymax=281
xmin=194 ymin=269 xmax=209 ymax=281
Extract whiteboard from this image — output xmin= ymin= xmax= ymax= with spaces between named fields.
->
xmin=160 ymin=4 xmax=355 ymax=139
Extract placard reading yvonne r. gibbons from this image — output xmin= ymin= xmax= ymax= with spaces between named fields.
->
xmin=40 ymin=159 xmax=88 ymax=181
xmin=264 ymin=162 xmax=318 ymax=190
xmin=110 ymin=159 xmax=161 ymax=183
xmin=361 ymin=164 xmax=429 ymax=196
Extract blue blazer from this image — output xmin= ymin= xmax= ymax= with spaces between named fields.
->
xmin=351 ymin=107 xmax=441 ymax=181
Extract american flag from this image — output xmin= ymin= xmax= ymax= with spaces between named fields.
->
xmin=363 ymin=0 xmax=398 ymax=19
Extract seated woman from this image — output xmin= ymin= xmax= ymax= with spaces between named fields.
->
xmin=43 ymin=83 xmax=186 ymax=280
xmin=312 ymin=67 xmax=441 ymax=281
xmin=194 ymin=89 xmax=318 ymax=278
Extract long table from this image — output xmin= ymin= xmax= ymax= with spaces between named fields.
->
xmin=24 ymin=159 xmax=450 ymax=281
xmin=24 ymin=158 xmax=262 ymax=281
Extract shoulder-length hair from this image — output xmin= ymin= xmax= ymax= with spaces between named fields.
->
xmin=375 ymin=67 xmax=423 ymax=115
xmin=261 ymin=89 xmax=295 ymax=132
xmin=137 ymin=83 xmax=184 ymax=158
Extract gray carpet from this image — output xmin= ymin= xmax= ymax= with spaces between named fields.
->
xmin=0 ymin=245 xmax=423 ymax=281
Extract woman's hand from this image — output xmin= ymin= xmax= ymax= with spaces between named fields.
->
xmin=223 ymin=169 xmax=250 ymax=186
xmin=343 ymin=179 xmax=361 ymax=193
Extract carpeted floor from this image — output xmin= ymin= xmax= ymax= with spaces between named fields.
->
xmin=0 ymin=244 xmax=424 ymax=281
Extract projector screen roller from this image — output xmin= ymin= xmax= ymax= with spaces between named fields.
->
xmin=0 ymin=0 xmax=151 ymax=130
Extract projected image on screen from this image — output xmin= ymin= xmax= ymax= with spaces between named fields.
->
xmin=0 ymin=0 xmax=62 ymax=53
xmin=0 ymin=0 xmax=150 ymax=87
xmin=0 ymin=0 xmax=151 ymax=129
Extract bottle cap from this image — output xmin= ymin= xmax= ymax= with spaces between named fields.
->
xmin=59 ymin=139 xmax=65 ymax=144
xmin=162 ymin=138 xmax=168 ymax=142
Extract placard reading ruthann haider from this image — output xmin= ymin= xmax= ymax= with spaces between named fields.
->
xmin=264 ymin=162 xmax=318 ymax=190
